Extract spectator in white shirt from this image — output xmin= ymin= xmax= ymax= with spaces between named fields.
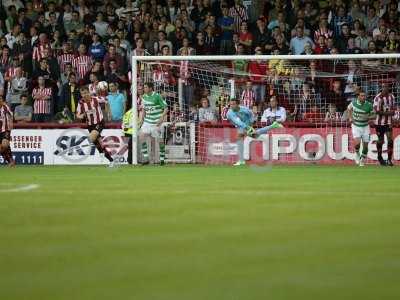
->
xmin=261 ymin=96 xmax=287 ymax=124
xmin=93 ymin=12 xmax=109 ymax=38
xmin=198 ymin=97 xmax=217 ymax=123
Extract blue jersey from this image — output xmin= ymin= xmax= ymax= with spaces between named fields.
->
xmin=227 ymin=106 xmax=254 ymax=129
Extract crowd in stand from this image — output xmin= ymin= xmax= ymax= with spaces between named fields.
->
xmin=0 ymin=0 xmax=399 ymax=125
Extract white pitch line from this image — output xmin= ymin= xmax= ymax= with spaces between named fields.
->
xmin=0 ymin=184 xmax=40 ymax=193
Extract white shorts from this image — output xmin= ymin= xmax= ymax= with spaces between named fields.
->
xmin=351 ymin=124 xmax=370 ymax=142
xmin=139 ymin=122 xmax=162 ymax=138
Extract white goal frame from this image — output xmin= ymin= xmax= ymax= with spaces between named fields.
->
xmin=131 ymin=53 xmax=400 ymax=165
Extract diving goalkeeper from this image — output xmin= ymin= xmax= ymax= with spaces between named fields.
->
xmin=227 ymin=98 xmax=283 ymax=166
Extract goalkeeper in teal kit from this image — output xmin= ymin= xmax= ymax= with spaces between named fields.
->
xmin=227 ymin=98 xmax=283 ymax=166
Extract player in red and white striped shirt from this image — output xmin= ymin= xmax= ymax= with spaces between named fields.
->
xmin=0 ymin=95 xmax=15 ymax=166
xmin=32 ymin=76 xmax=53 ymax=122
xmin=72 ymin=44 xmax=93 ymax=81
xmin=76 ymin=86 xmax=114 ymax=166
xmin=373 ymin=83 xmax=395 ymax=166
xmin=240 ymin=81 xmax=256 ymax=108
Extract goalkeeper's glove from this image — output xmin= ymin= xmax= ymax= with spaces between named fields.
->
xmin=246 ymin=126 xmax=256 ymax=136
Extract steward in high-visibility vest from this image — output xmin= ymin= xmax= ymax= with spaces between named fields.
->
xmin=122 ymin=109 xmax=134 ymax=164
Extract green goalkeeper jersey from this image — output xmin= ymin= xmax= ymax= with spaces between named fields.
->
xmin=142 ymin=92 xmax=167 ymax=125
xmin=348 ymin=99 xmax=373 ymax=127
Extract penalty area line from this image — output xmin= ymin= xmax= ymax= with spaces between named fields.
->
xmin=0 ymin=184 xmax=40 ymax=193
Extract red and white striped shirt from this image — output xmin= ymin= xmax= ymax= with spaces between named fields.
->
xmin=5 ymin=66 xmax=19 ymax=79
xmin=57 ymin=53 xmax=75 ymax=72
xmin=314 ymin=28 xmax=333 ymax=41
xmin=1 ymin=54 xmax=10 ymax=67
xmin=241 ymin=89 xmax=256 ymax=108
xmin=229 ymin=5 xmax=248 ymax=33
xmin=32 ymin=87 xmax=52 ymax=114
xmin=32 ymin=43 xmax=51 ymax=61
xmin=72 ymin=55 xmax=93 ymax=80
xmin=77 ymin=97 xmax=104 ymax=126
xmin=373 ymin=92 xmax=395 ymax=126
xmin=4 ymin=67 xmax=19 ymax=93
xmin=0 ymin=104 xmax=12 ymax=132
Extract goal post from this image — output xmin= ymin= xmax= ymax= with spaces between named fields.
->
xmin=131 ymin=54 xmax=400 ymax=166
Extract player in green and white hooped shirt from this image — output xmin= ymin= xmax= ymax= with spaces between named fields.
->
xmin=347 ymin=91 xmax=375 ymax=167
xmin=139 ymin=82 xmax=168 ymax=164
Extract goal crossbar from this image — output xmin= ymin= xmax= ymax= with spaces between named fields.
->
xmin=133 ymin=53 xmax=400 ymax=62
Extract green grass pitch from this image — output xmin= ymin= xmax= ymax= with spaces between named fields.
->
xmin=1 ymin=165 xmax=400 ymax=300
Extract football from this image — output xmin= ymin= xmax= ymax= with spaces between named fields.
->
xmin=97 ymin=81 xmax=108 ymax=91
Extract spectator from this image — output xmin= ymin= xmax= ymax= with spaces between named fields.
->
xmin=194 ymin=31 xmax=207 ymax=55
xmin=372 ymin=18 xmax=388 ymax=40
xmin=13 ymin=94 xmax=32 ymax=123
xmin=57 ymin=42 xmax=75 ymax=74
xmin=331 ymin=6 xmax=352 ymax=37
xmin=240 ymin=80 xmax=256 ymax=108
xmin=105 ymin=59 xmax=127 ymax=86
xmin=314 ymin=17 xmax=333 ymax=42
xmin=251 ymin=104 xmax=261 ymax=122
xmin=32 ymin=58 xmax=52 ymax=81
xmin=41 ymin=47 xmax=60 ymax=81
xmin=59 ymin=62 xmax=74 ymax=86
xmin=272 ymin=34 xmax=290 ymax=54
xmin=0 ymin=71 xmax=4 ymax=95
xmin=324 ymin=103 xmax=342 ymax=122
xmin=326 ymin=79 xmax=346 ymax=113
xmin=314 ymin=35 xmax=328 ymax=54
xmin=350 ymin=1 xmax=367 ymax=26
xmin=177 ymin=37 xmax=196 ymax=56
xmin=5 ymin=24 xmax=20 ymax=49
xmin=354 ymin=25 xmax=371 ymax=51
xmin=343 ymin=60 xmax=361 ymax=101
xmin=72 ymin=43 xmax=93 ymax=82
xmin=290 ymin=26 xmax=314 ymax=55
xmin=89 ymin=33 xmax=106 ymax=60
xmin=45 ymin=12 xmax=64 ymax=38
xmin=32 ymin=32 xmax=51 ymax=64
xmin=154 ymin=30 xmax=173 ymax=55
xmin=8 ymin=67 xmax=27 ymax=111
xmin=366 ymin=6 xmax=379 ymax=35
xmin=383 ymin=30 xmax=399 ymax=64
xmin=238 ymin=21 xmax=253 ymax=50
xmin=248 ymin=47 xmax=268 ymax=103
xmin=32 ymin=76 xmax=53 ymax=122
xmin=229 ymin=0 xmax=248 ymax=33
xmin=204 ymin=25 xmax=218 ymax=54
xmin=93 ymin=12 xmax=109 ymax=38
xmin=261 ymin=96 xmax=287 ymax=124
xmin=336 ymin=23 xmax=353 ymax=53
xmin=59 ymin=72 xmax=79 ymax=117
xmin=290 ymin=18 xmax=310 ymax=38
xmin=0 ymin=46 xmax=12 ymax=74
xmin=218 ymin=5 xmax=234 ymax=55
xmin=198 ymin=97 xmax=217 ymax=123
xmin=106 ymin=82 xmax=126 ymax=122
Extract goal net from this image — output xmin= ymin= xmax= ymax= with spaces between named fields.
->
xmin=131 ymin=54 xmax=400 ymax=165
